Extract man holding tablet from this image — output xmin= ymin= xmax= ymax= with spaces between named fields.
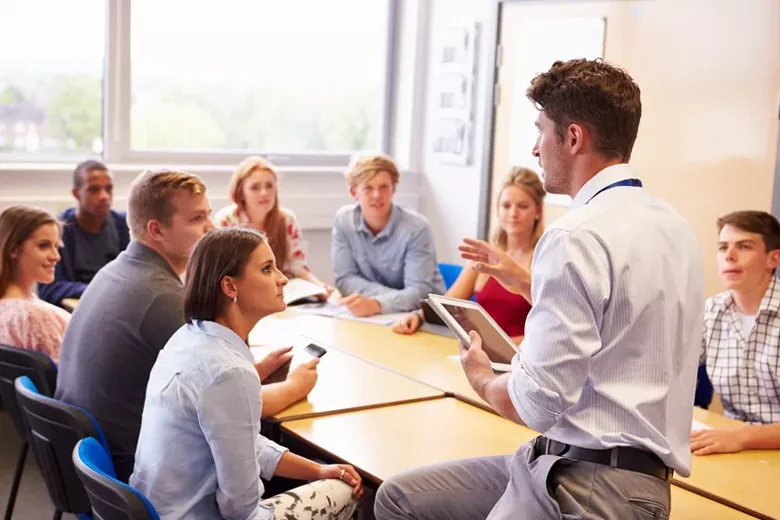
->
xmin=375 ymin=59 xmax=704 ymax=519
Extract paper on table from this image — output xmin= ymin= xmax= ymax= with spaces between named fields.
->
xmin=691 ymin=418 xmax=712 ymax=431
xmin=283 ymin=278 xmax=327 ymax=304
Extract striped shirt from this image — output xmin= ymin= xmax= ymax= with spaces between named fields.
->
xmin=701 ymin=277 xmax=780 ymax=424
xmin=508 ymin=164 xmax=704 ymax=476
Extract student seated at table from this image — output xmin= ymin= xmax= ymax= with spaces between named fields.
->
xmin=131 ymin=227 xmax=362 ymax=520
xmin=332 ymin=153 xmax=445 ymax=317
xmin=38 ymin=160 xmax=130 ymax=307
xmin=215 ymin=156 xmax=333 ymax=296
xmin=694 ymin=210 xmax=780 ymax=455
xmin=56 ymin=170 xmax=311 ymax=482
xmin=392 ymin=167 xmax=545 ymax=342
xmin=0 ymin=205 xmax=70 ymax=361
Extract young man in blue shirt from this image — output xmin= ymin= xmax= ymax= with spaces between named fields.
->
xmin=332 ymin=153 xmax=444 ymax=317
xmin=39 ymin=160 xmax=130 ymax=306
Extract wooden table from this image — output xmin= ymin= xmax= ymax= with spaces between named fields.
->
xmin=672 ymin=408 xmax=780 ymax=519
xmin=251 ymin=344 xmax=444 ymax=422
xmin=61 ymin=298 xmax=79 ymax=312
xmin=252 ymin=312 xmax=487 ymax=407
xmin=281 ymin=399 xmax=755 ymax=520
xmin=255 ymin=313 xmax=774 ymax=518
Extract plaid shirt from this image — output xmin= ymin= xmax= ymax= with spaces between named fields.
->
xmin=701 ymin=276 xmax=780 ymax=424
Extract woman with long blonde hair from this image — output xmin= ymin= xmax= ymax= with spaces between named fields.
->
xmin=393 ymin=167 xmax=545 ymax=342
xmin=0 ymin=205 xmax=70 ymax=360
xmin=215 ymin=156 xmax=333 ymax=296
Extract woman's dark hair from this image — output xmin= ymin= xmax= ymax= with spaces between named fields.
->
xmin=0 ymin=205 xmax=60 ymax=296
xmin=184 ymin=227 xmax=266 ymax=322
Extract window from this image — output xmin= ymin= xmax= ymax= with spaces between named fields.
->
xmin=128 ymin=0 xmax=389 ymax=157
xmin=0 ymin=0 xmax=395 ymax=166
xmin=0 ymin=0 xmax=105 ymax=159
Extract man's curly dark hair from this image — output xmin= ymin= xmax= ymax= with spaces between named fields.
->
xmin=526 ymin=59 xmax=641 ymax=162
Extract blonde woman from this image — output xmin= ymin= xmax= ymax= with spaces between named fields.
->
xmin=215 ymin=156 xmax=333 ymax=295
xmin=0 ymin=205 xmax=70 ymax=361
xmin=393 ymin=167 xmax=545 ymax=342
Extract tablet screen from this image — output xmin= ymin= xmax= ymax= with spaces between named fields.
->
xmin=438 ymin=302 xmax=517 ymax=365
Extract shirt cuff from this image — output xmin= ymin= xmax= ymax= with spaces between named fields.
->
xmin=256 ymin=437 xmax=289 ymax=481
xmin=374 ymin=292 xmax=414 ymax=314
xmin=507 ymin=359 xmax=562 ymax=433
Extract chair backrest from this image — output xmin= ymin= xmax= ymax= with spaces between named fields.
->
xmin=694 ymin=364 xmax=714 ymax=409
xmin=0 ymin=344 xmax=57 ymax=441
xmin=14 ymin=376 xmax=108 ymax=515
xmin=73 ymin=438 xmax=159 ymax=520
xmin=438 ymin=263 xmax=463 ymax=291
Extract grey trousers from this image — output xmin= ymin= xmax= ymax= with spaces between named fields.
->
xmin=375 ymin=439 xmax=671 ymax=520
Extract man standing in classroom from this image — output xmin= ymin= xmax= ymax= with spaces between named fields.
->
xmin=375 ymin=58 xmax=704 ymax=519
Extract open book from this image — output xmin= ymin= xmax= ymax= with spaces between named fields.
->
xmin=283 ymin=278 xmax=327 ymax=305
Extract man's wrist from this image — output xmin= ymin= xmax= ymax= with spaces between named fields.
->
xmin=472 ymin=370 xmax=497 ymax=401
xmin=737 ymin=425 xmax=756 ymax=450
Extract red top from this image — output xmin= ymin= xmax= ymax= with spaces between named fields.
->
xmin=475 ymin=276 xmax=532 ymax=337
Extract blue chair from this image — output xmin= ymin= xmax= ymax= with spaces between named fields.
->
xmin=15 ymin=376 xmax=110 ymax=520
xmin=73 ymin=437 xmax=159 ymax=520
xmin=694 ymin=364 xmax=714 ymax=409
xmin=438 ymin=263 xmax=463 ymax=291
xmin=0 ymin=345 xmax=57 ymax=520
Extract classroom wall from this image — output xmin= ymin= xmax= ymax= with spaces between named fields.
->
xmin=490 ymin=0 xmax=780 ymax=297
xmin=417 ymin=0 xmax=493 ymax=265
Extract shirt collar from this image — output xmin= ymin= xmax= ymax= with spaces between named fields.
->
xmin=720 ymin=276 xmax=780 ymax=316
xmin=357 ymin=203 xmax=399 ymax=240
xmin=569 ymin=163 xmax=638 ymax=212
xmin=189 ymin=320 xmax=255 ymax=364
xmin=125 ymin=241 xmax=181 ymax=281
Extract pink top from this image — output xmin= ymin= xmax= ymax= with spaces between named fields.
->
xmin=214 ymin=204 xmax=310 ymax=277
xmin=0 ymin=298 xmax=70 ymax=362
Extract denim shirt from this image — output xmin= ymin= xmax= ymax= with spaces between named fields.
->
xmin=130 ymin=321 xmax=287 ymax=520
xmin=331 ymin=203 xmax=445 ymax=313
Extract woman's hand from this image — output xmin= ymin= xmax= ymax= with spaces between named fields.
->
xmin=287 ymin=358 xmax=319 ymax=399
xmin=392 ymin=312 xmax=422 ymax=335
xmin=253 ymin=346 xmax=293 ymax=381
xmin=315 ymin=283 xmax=335 ymax=301
xmin=458 ymin=238 xmax=531 ymax=299
xmin=318 ymin=464 xmax=364 ymax=499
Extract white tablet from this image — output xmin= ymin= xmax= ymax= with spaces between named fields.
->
xmin=427 ymin=294 xmax=519 ymax=372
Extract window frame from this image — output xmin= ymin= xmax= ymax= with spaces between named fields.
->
xmin=101 ymin=0 xmax=399 ymax=168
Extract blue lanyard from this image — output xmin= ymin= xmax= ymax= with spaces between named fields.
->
xmin=586 ymin=178 xmax=642 ymax=204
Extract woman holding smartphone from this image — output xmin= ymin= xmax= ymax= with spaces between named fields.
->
xmin=392 ymin=167 xmax=546 ymax=343
xmin=131 ymin=227 xmax=361 ymax=520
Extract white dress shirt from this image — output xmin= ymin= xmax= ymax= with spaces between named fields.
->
xmin=508 ymin=164 xmax=704 ymax=476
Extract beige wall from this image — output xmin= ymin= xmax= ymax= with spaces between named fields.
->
xmin=492 ymin=0 xmax=780 ymax=296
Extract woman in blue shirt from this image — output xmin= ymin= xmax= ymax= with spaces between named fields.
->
xmin=131 ymin=227 xmax=362 ymax=520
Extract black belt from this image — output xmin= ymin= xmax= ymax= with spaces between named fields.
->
xmin=533 ymin=436 xmax=673 ymax=481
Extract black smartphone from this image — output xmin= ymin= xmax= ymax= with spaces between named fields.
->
xmin=301 ymin=343 xmax=327 ymax=359
xmin=263 ymin=343 xmax=327 ymax=384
